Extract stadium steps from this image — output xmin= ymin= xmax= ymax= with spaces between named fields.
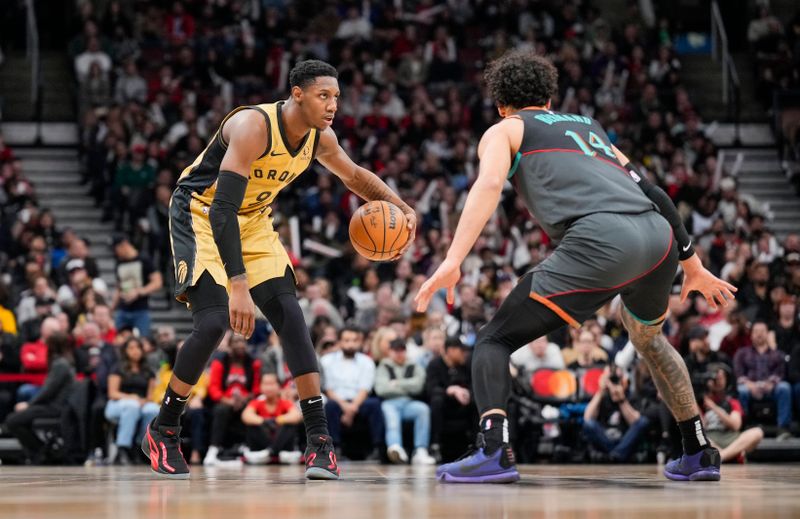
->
xmin=720 ymin=147 xmax=800 ymax=238
xmin=680 ymin=52 xmax=765 ymax=123
xmin=14 ymin=147 xmax=194 ymax=337
xmin=0 ymin=51 xmax=76 ymax=122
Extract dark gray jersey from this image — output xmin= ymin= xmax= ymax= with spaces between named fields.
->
xmin=507 ymin=109 xmax=656 ymax=241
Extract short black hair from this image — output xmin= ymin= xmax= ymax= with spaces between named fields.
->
xmin=289 ymin=60 xmax=338 ymax=90
xmin=338 ymin=325 xmax=363 ymax=340
xmin=484 ymin=50 xmax=558 ymax=109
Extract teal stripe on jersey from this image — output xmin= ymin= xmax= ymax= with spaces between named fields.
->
xmin=507 ymin=152 xmax=521 ymax=179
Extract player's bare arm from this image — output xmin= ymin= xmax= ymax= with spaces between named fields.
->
xmin=414 ymin=118 xmax=521 ymax=311
xmin=316 ymin=127 xmax=417 ymax=257
xmin=212 ymin=109 xmax=268 ymax=338
xmin=611 ymin=145 xmax=737 ymax=311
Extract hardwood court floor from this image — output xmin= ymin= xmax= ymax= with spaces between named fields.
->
xmin=0 ymin=463 xmax=798 ymax=519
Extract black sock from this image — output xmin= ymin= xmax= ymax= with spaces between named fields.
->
xmin=300 ymin=396 xmax=328 ymax=438
xmin=156 ymin=387 xmax=189 ymax=428
xmin=678 ymin=416 xmax=709 ymax=455
xmin=480 ymin=413 xmax=508 ymax=454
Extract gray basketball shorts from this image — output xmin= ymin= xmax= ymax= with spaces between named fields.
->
xmin=528 ymin=211 xmax=679 ymax=328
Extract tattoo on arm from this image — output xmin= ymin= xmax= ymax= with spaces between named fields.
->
xmin=349 ymin=168 xmax=411 ymax=213
xmin=622 ymin=311 xmax=699 ymax=421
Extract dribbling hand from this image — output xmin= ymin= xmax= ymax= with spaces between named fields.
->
xmin=391 ymin=209 xmax=417 ymax=261
xmin=414 ymin=258 xmax=461 ymax=312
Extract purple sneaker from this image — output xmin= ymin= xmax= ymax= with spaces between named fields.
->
xmin=664 ymin=447 xmax=721 ymax=481
xmin=436 ymin=434 xmax=520 ymax=484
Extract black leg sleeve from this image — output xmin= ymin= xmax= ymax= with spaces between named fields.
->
xmin=173 ymin=308 xmax=229 ymax=385
xmin=251 ymin=268 xmax=319 ymax=377
xmin=472 ymin=273 xmax=565 ymax=415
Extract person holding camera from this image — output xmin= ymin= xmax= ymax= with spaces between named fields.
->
xmin=701 ymin=363 xmax=764 ymax=462
xmin=582 ymin=365 xmax=650 ymax=462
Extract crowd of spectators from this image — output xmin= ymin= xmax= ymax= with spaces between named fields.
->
xmin=0 ymin=0 xmax=799 ymax=466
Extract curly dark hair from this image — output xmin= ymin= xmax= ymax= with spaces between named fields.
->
xmin=484 ymin=51 xmax=558 ymax=109
xmin=289 ymin=60 xmax=339 ymax=90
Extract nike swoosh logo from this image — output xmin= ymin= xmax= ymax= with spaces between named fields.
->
xmin=270 ymin=151 xmax=286 ymax=157
xmin=307 ymin=397 xmax=323 ymax=404
xmin=458 ymin=457 xmax=498 ymax=473
xmin=682 ymin=241 xmax=692 ymax=252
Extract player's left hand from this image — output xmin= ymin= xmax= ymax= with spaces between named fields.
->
xmin=680 ymin=263 xmax=737 ymax=311
xmin=414 ymin=258 xmax=461 ymax=312
xmin=391 ymin=208 xmax=417 ymax=261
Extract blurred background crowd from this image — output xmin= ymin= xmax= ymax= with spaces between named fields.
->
xmin=0 ymin=0 xmax=798 ymax=467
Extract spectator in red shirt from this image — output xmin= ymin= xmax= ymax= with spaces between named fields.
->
xmin=241 ymin=373 xmax=303 ymax=465
xmin=204 ymin=335 xmax=261 ymax=466
xmin=91 ymin=304 xmax=117 ymax=345
xmin=164 ymin=2 xmax=195 ymax=46
xmin=17 ymin=317 xmax=62 ymax=402
xmin=702 ymin=363 xmax=764 ymax=462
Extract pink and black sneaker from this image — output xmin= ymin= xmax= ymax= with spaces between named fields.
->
xmin=304 ymin=435 xmax=340 ymax=480
xmin=141 ymin=419 xmax=190 ymax=479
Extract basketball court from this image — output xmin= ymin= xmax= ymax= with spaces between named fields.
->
xmin=1 ymin=463 xmax=798 ymax=519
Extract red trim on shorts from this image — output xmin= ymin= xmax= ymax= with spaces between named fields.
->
xmin=545 ymin=227 xmax=675 ymax=300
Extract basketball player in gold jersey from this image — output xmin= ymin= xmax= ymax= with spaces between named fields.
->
xmin=142 ymin=60 xmax=416 ymax=480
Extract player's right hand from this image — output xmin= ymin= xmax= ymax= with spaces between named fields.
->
xmin=229 ymin=279 xmax=255 ymax=339
xmin=414 ymin=258 xmax=461 ymax=312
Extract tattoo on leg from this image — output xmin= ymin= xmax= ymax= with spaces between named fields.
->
xmin=622 ymin=311 xmax=698 ymax=421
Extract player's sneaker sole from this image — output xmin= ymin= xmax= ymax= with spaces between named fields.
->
xmin=305 ymin=467 xmax=340 ymax=480
xmin=437 ymin=469 xmax=520 ymax=484
xmin=663 ymin=467 xmax=720 ymax=481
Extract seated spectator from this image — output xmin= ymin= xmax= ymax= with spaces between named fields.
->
xmin=375 ymin=339 xmax=435 ymax=465
xmin=91 ymin=304 xmax=117 ymax=344
xmin=56 ymin=259 xmax=108 ymax=316
xmin=4 ymin=332 xmax=75 ymax=463
xmin=582 ymin=365 xmax=650 ymax=462
xmin=204 ymin=335 xmax=261 ymax=466
xmin=701 ymin=363 xmax=764 ymax=463
xmin=82 ymin=321 xmax=119 ymax=465
xmin=684 ymin=325 xmax=731 ymax=379
xmin=369 ymin=326 xmax=398 ymax=363
xmin=564 ymin=328 xmax=609 ymax=370
xmin=104 ymin=337 xmax=159 ymax=465
xmin=417 ymin=326 xmax=445 ymax=368
xmin=772 ymin=296 xmax=800 ymax=355
xmin=321 ymin=326 xmax=383 ymax=461
xmin=18 ymin=317 xmax=62 ymax=403
xmin=241 ymin=373 xmax=302 ymax=465
xmin=426 ymin=336 xmax=474 ymax=462
xmin=510 ymin=336 xmax=565 ymax=377
xmin=734 ymin=321 xmax=792 ymax=438
xmin=0 ymin=326 xmax=21 ymax=422
xmin=0 ymin=282 xmax=17 ymax=336
xmin=15 ymin=276 xmax=61 ymax=334
xmin=151 ymin=338 xmax=209 ymax=465
xmin=112 ymin=235 xmax=162 ymax=339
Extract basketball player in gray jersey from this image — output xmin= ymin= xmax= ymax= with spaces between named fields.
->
xmin=415 ymin=50 xmax=736 ymax=483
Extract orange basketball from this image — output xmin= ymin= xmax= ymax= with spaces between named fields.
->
xmin=349 ymin=200 xmax=409 ymax=261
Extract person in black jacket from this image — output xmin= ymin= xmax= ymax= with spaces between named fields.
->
xmin=425 ymin=337 xmax=476 ymax=462
xmin=4 ymin=331 xmax=76 ymax=462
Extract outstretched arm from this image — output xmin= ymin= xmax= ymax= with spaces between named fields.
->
xmin=415 ymin=121 xmax=514 ymax=311
xmin=611 ymin=145 xmax=736 ymax=311
xmin=316 ymin=128 xmax=416 ymax=257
